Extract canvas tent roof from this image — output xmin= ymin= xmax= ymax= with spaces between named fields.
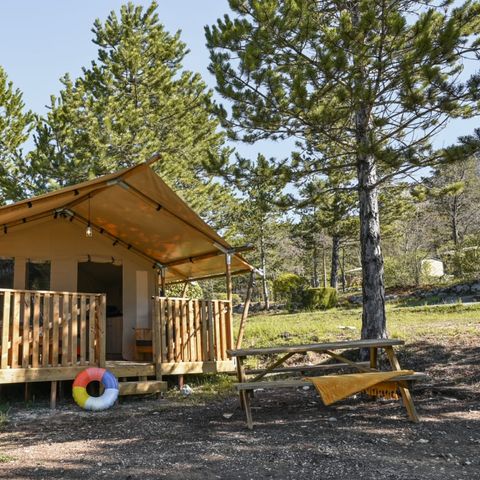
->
xmin=0 ymin=161 xmax=253 ymax=283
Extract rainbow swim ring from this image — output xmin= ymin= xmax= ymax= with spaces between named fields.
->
xmin=73 ymin=367 xmax=119 ymax=411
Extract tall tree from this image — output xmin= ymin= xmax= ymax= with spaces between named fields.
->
xmin=211 ymin=153 xmax=285 ymax=309
xmin=206 ymin=0 xmax=480 ymax=339
xmin=28 ymin=1 xmax=230 ymax=223
xmin=0 ymin=66 xmax=33 ymax=203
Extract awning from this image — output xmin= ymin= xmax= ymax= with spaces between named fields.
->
xmin=0 ymin=161 xmax=253 ymax=283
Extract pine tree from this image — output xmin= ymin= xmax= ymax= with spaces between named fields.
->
xmin=0 ymin=66 xmax=33 ymax=203
xmin=206 ymin=0 xmax=480 ymax=339
xmin=29 ymin=1 xmax=231 ymax=223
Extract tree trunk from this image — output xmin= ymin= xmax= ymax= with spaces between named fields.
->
xmin=312 ymin=244 xmax=319 ymax=287
xmin=357 ymin=155 xmax=387 ymax=339
xmin=322 ymin=244 xmax=327 ymax=288
xmin=330 ymin=235 xmax=341 ymax=289
xmin=341 ymin=247 xmax=346 ymax=293
xmin=259 ymin=231 xmax=270 ymax=310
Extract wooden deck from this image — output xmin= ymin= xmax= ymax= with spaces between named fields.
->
xmin=0 ymin=290 xmax=235 ymax=385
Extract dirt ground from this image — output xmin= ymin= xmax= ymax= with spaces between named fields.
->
xmin=0 ymin=340 xmax=479 ymax=480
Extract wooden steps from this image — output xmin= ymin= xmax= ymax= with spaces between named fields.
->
xmin=118 ymin=380 xmax=167 ymax=396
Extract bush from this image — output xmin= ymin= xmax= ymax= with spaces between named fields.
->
xmin=215 ymin=292 xmax=242 ymax=305
xmin=165 ymin=282 xmax=203 ymax=298
xmin=302 ymin=287 xmax=338 ymax=310
xmin=273 ymin=273 xmax=307 ymax=303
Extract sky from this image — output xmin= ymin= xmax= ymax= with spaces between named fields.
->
xmin=0 ymin=0 xmax=478 ymax=160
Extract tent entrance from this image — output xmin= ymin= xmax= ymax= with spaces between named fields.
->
xmin=77 ymin=261 xmax=123 ymax=360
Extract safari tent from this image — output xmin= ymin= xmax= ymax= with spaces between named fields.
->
xmin=0 ymin=159 xmax=254 ymax=401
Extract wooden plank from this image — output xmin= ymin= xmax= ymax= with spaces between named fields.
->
xmin=51 ymin=294 xmax=60 ymax=367
xmin=32 ymin=294 xmax=41 ymax=368
xmin=159 ymin=360 xmax=236 ymax=375
xmin=118 ymin=380 xmax=167 ymax=396
xmin=61 ymin=294 xmax=70 ymax=366
xmin=188 ymin=300 xmax=196 ymax=362
xmin=174 ymin=299 xmax=181 ymax=362
xmin=244 ymin=361 xmax=371 ymax=375
xmin=11 ymin=292 xmax=21 ymax=368
xmin=70 ymin=294 xmax=78 ymax=366
xmin=106 ymin=361 xmax=155 ymax=378
xmin=22 ymin=293 xmax=31 ymax=368
xmin=1 ymin=292 xmax=11 ymax=369
xmin=88 ymin=295 xmax=96 ymax=364
xmin=167 ymin=299 xmax=174 ymax=362
xmin=219 ymin=301 xmax=227 ymax=361
xmin=159 ymin=298 xmax=167 ymax=363
xmin=152 ymin=298 xmax=162 ymax=380
xmin=207 ymin=300 xmax=215 ymax=361
xmin=213 ymin=300 xmax=221 ymax=360
xmin=98 ymin=294 xmax=106 ymax=367
xmin=194 ymin=300 xmax=202 ymax=362
xmin=42 ymin=294 xmax=51 ymax=367
xmin=79 ymin=296 xmax=87 ymax=365
xmin=384 ymin=346 xmax=420 ymax=422
xmin=200 ymin=300 xmax=208 ymax=362
xmin=228 ymin=339 xmax=405 ymax=357
xmin=235 ymin=373 xmax=428 ymax=391
xmin=181 ymin=299 xmax=189 ymax=362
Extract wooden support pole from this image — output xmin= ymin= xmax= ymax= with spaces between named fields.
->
xmin=181 ymin=281 xmax=189 ymax=298
xmin=236 ymin=270 xmax=255 ymax=349
xmin=225 ymin=254 xmax=233 ymax=303
xmin=225 ymin=253 xmax=234 ymax=351
xmin=50 ymin=381 xmax=57 ymax=409
xmin=160 ymin=268 xmax=166 ymax=297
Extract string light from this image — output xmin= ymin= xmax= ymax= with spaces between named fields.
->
xmin=86 ymin=195 xmax=93 ymax=238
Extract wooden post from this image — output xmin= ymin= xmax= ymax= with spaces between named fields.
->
xmin=160 ymin=267 xmax=166 ymax=297
xmin=225 ymin=253 xmax=234 ymax=350
xmin=50 ymin=381 xmax=57 ymax=409
xmin=97 ymin=294 xmax=106 ymax=368
xmin=236 ymin=270 xmax=255 ymax=349
xmin=152 ymin=297 xmax=163 ymax=382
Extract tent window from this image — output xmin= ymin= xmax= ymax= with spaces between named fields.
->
xmin=0 ymin=258 xmax=14 ymax=289
xmin=26 ymin=261 xmax=51 ymax=291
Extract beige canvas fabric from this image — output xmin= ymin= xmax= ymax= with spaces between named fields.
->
xmin=0 ymin=162 xmax=253 ymax=283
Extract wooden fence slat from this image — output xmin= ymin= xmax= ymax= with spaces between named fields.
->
xmin=88 ymin=295 xmax=96 ymax=364
xmin=11 ymin=292 xmax=21 ymax=368
xmin=188 ymin=300 xmax=196 ymax=362
xmin=1 ymin=292 xmax=11 ymax=369
xmin=207 ymin=301 xmax=215 ymax=361
xmin=79 ymin=296 xmax=87 ymax=365
xmin=42 ymin=294 xmax=50 ymax=367
xmin=22 ymin=293 xmax=31 ymax=368
xmin=181 ymin=300 xmax=189 ymax=362
xmin=98 ymin=295 xmax=106 ymax=367
xmin=174 ymin=299 xmax=181 ymax=362
xmin=214 ymin=300 xmax=221 ymax=360
xmin=194 ymin=300 xmax=202 ymax=362
xmin=52 ymin=294 xmax=60 ymax=366
xmin=160 ymin=298 xmax=167 ymax=362
xmin=167 ymin=299 xmax=174 ymax=362
xmin=201 ymin=300 xmax=208 ymax=362
xmin=32 ymin=294 xmax=41 ymax=368
xmin=71 ymin=294 xmax=78 ymax=366
xmin=219 ymin=301 xmax=227 ymax=361
xmin=62 ymin=294 xmax=70 ymax=366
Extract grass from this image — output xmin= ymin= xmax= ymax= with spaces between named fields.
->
xmin=234 ymin=302 xmax=480 ymax=350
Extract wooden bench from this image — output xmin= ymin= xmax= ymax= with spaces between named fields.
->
xmin=228 ymin=339 xmax=427 ymax=430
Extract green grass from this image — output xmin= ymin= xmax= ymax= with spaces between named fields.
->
xmin=0 ymin=453 xmax=14 ymax=463
xmin=234 ymin=303 xmax=480 ymax=350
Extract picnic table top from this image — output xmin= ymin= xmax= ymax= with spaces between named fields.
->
xmin=227 ymin=338 xmax=404 ymax=357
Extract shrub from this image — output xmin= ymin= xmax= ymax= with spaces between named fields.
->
xmin=302 ymin=287 xmax=338 ymax=310
xmin=272 ymin=273 xmax=307 ymax=307
xmin=165 ymin=282 xmax=203 ymax=298
xmin=214 ymin=292 xmax=242 ymax=305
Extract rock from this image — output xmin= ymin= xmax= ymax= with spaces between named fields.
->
xmin=328 ymin=417 xmax=337 ymax=422
xmin=222 ymin=413 xmax=233 ymax=419
xmin=417 ymin=439 xmax=429 ymax=444
xmin=180 ymin=384 xmax=193 ymax=396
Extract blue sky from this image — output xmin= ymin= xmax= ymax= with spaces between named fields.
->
xmin=0 ymin=0 xmax=478 ymax=159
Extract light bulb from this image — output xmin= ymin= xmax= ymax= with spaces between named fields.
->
xmin=86 ymin=225 xmax=93 ymax=238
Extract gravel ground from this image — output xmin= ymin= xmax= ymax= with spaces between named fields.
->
xmin=0 ymin=341 xmax=479 ymax=480
xmin=0 ymin=387 xmax=478 ymax=479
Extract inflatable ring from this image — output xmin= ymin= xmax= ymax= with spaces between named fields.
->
xmin=73 ymin=367 xmax=119 ymax=411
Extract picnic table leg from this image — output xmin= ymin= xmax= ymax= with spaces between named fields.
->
xmin=384 ymin=346 xmax=419 ymax=422
xmin=236 ymin=356 xmax=246 ymax=410
xmin=369 ymin=347 xmax=378 ymax=370
xmin=241 ymin=390 xmax=253 ymax=430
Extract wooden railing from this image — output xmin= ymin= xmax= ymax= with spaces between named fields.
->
xmin=152 ymin=297 xmax=233 ymax=365
xmin=0 ymin=288 xmax=106 ymax=370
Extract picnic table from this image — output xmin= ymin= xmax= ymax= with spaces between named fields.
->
xmin=228 ymin=339 xmax=427 ymax=429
